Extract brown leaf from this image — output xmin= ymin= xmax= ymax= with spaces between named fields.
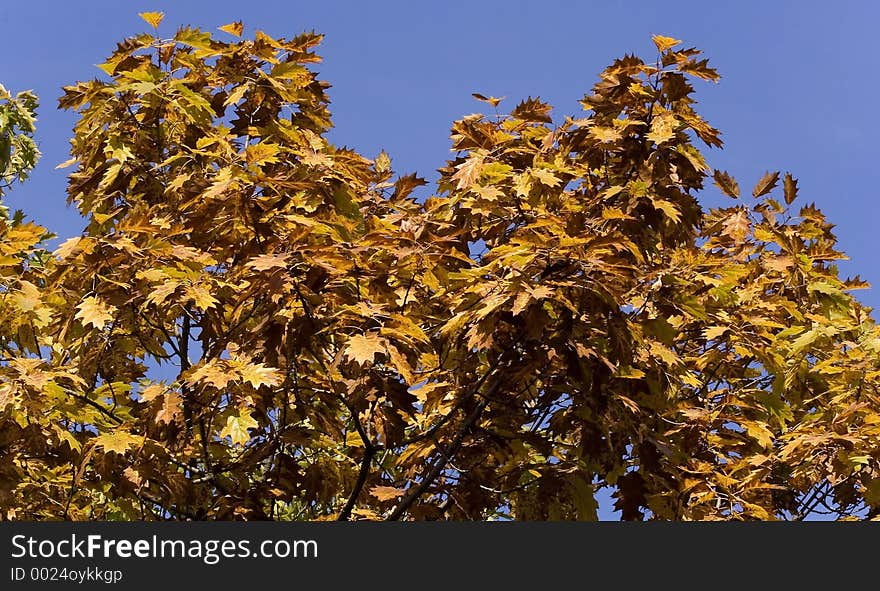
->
xmin=713 ymin=169 xmax=740 ymax=198
xmin=472 ymin=93 xmax=504 ymax=107
xmin=155 ymin=392 xmax=183 ymax=424
xmin=783 ymin=172 xmax=798 ymax=205
xmin=370 ymin=485 xmax=405 ymax=502
xmin=721 ymin=208 xmax=750 ymax=242
xmin=752 ymin=171 xmax=779 ymax=198
xmin=511 ymin=97 xmax=553 ymax=123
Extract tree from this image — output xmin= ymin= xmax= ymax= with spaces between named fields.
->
xmin=1 ymin=18 xmax=879 ymax=521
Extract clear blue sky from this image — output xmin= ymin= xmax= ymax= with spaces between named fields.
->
xmin=2 ymin=1 xmax=877 ymax=519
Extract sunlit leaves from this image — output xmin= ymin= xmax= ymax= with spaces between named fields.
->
xmin=74 ymin=296 xmax=116 ymax=330
xmin=95 ymin=432 xmax=140 ymax=455
xmin=220 ymin=411 xmax=260 ymax=446
xmin=2 ymin=27 xmax=877 ymax=524
xmin=344 ymin=333 xmax=386 ymax=366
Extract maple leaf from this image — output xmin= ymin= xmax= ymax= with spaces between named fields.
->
xmin=530 ymin=168 xmax=561 ymax=187
xmin=155 ymin=391 xmax=183 ymax=424
xmin=344 ymin=333 xmax=386 ymax=366
xmin=704 ymin=326 xmax=728 ymax=340
xmin=54 ymin=236 xmax=82 ymax=259
xmin=186 ymin=285 xmax=218 ymax=311
xmin=511 ymin=97 xmax=552 ymax=123
xmin=13 ymin=280 xmax=41 ymax=312
xmin=247 ymin=253 xmax=290 ymax=271
xmin=188 ymin=361 xmax=234 ymax=390
xmin=220 ymin=411 xmax=259 ymax=445
xmin=238 ymin=362 xmax=283 ymax=388
xmin=713 ymin=170 xmax=740 ymax=198
xmin=75 ymin=296 xmax=116 ymax=330
xmin=646 ymin=111 xmax=677 ymax=145
xmin=139 ymin=383 xmax=166 ymax=402
xmin=95 ymin=432 xmax=140 ymax=455
xmin=370 ymin=485 xmax=405 ymax=502
xmin=374 ymin=151 xmax=391 ymax=174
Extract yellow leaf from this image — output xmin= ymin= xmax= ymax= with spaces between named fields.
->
xmin=452 ymin=153 xmax=485 ymax=190
xmin=13 ymin=281 xmax=41 ymax=312
xmin=370 ymin=485 xmax=405 ymax=502
xmin=55 ymin=157 xmax=78 ymax=169
xmin=385 ymin=343 xmax=414 ymax=385
xmin=511 ymin=290 xmax=532 ymax=316
xmin=186 ymin=285 xmax=218 ymax=312
xmin=530 ymin=168 xmax=561 ymax=187
xmin=744 ymin=421 xmax=774 ymax=449
xmin=138 ymin=11 xmax=164 ymax=29
xmin=346 ymin=430 xmax=365 ymax=447
xmin=270 ymin=62 xmax=308 ymax=79
xmin=155 ymin=391 xmax=183 ymax=424
xmin=0 ymin=384 xmax=17 ymax=412
xmin=375 ymin=151 xmax=391 ymax=174
xmin=650 ymin=342 xmax=680 ymax=366
xmin=344 ymin=333 xmax=386 ymax=366
xmin=238 ymin=362 xmax=283 ymax=388
xmin=589 ymin=126 xmax=622 ymax=143
xmin=218 ymin=21 xmax=244 ymax=37
xmin=53 ymin=237 xmax=82 ymax=259
xmin=75 ymin=296 xmax=116 ymax=330
xmin=616 ymin=366 xmax=645 ymax=379
xmin=704 ymin=326 xmax=728 ymax=340
xmin=646 ymin=111 xmax=677 ymax=145
xmin=189 ymin=361 xmax=234 ymax=389
xmin=652 ymin=34 xmax=682 ymax=52
xmin=245 ymin=142 xmax=280 ymax=165
xmin=652 ymin=199 xmax=681 ymax=223
xmin=220 ymin=411 xmax=259 ymax=445
xmin=138 ymin=383 xmax=165 ymax=403
xmin=721 ymin=209 xmax=750 ymax=242
xmin=247 ymin=253 xmax=290 ymax=271
xmin=95 ymin=431 xmax=140 ymax=455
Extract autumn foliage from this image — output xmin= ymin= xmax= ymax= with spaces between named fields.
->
xmin=1 ymin=15 xmax=879 ymax=521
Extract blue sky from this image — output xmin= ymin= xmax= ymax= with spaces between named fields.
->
xmin=2 ymin=1 xmax=877 ymax=519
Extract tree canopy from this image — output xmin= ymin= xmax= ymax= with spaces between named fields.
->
xmin=1 ymin=16 xmax=879 ymax=521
